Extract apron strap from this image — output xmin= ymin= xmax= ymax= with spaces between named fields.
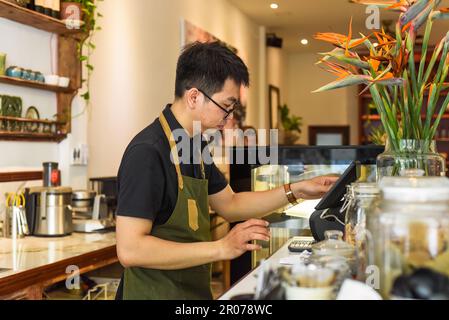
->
xmin=159 ymin=112 xmax=207 ymax=185
xmin=159 ymin=113 xmax=184 ymax=190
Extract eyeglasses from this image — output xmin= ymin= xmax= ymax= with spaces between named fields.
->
xmin=197 ymin=88 xmax=240 ymax=120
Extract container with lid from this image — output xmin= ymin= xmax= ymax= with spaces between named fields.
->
xmin=311 ymin=230 xmax=356 ymax=277
xmin=25 ymin=186 xmax=73 ymax=237
xmin=343 ymin=182 xmax=380 ymax=280
xmin=367 ymin=177 xmax=449 ymax=298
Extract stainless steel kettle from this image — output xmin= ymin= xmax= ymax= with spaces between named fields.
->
xmin=25 ymin=187 xmax=73 ymax=237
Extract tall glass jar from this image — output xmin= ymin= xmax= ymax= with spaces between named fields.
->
xmin=376 ymin=139 xmax=446 ymax=180
xmin=344 ymin=183 xmax=380 ymax=281
xmin=367 ymin=177 xmax=449 ymax=299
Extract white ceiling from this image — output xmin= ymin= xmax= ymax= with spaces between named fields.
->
xmin=228 ymin=0 xmax=449 ymax=53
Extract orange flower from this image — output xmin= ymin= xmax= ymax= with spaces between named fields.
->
xmin=314 ymin=18 xmax=370 ymax=54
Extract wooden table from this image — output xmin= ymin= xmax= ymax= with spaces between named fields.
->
xmin=0 ymin=232 xmax=117 ymax=300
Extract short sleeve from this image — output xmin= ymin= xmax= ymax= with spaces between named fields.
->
xmin=208 ymin=162 xmax=228 ymax=195
xmin=116 ymin=144 xmax=164 ymax=221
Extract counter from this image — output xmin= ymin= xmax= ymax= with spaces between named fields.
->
xmin=0 ymin=232 xmax=117 ymax=299
xmin=220 ymin=237 xmax=299 ymax=300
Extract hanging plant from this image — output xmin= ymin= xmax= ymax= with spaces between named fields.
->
xmin=61 ymin=0 xmax=104 ymax=103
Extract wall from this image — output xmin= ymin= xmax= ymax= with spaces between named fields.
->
xmin=88 ymin=0 xmax=264 ymax=178
xmin=286 ymin=53 xmax=359 ymax=145
xmin=267 ymin=47 xmax=287 ymax=99
xmin=0 ymin=0 xmax=263 ymax=205
xmin=0 ymin=18 xmax=88 ymax=205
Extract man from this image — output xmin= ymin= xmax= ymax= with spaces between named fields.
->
xmin=116 ymin=42 xmax=337 ymax=300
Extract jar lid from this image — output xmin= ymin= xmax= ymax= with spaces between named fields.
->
xmin=379 ymin=177 xmax=449 ymax=202
xmin=311 ymin=230 xmax=355 ymax=258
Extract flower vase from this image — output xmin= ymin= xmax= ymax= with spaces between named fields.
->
xmin=376 ymin=139 xmax=446 ymax=180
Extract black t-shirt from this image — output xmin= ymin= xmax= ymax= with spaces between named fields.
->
xmin=116 ymin=105 xmax=228 ymax=225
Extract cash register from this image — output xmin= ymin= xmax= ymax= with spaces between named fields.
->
xmin=309 ymin=161 xmax=359 ymax=241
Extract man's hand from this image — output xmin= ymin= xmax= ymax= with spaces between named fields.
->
xmin=217 ymin=219 xmax=270 ymax=260
xmin=292 ymin=175 xmax=339 ymax=200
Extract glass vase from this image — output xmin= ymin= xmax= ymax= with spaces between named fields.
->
xmin=377 ymin=139 xmax=446 ymax=180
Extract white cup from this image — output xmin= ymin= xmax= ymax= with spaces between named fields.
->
xmin=45 ymin=75 xmax=59 ymax=86
xmin=58 ymin=76 xmax=70 ymax=88
xmin=284 ymin=284 xmax=334 ymax=300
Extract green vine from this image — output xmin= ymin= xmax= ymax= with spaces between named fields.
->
xmin=63 ymin=0 xmax=103 ymax=104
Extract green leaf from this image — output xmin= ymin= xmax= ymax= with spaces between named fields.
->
xmin=319 ymin=49 xmax=370 ymax=69
xmin=406 ymin=32 xmax=419 ymax=102
xmin=312 ymin=75 xmax=370 ymax=93
xmin=81 ymin=91 xmax=90 ymax=101
xmin=418 ymin=18 xmax=433 ymax=85
xmin=423 ymin=37 xmax=444 ymax=85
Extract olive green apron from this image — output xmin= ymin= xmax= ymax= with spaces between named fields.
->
xmin=123 ymin=112 xmax=212 ymax=300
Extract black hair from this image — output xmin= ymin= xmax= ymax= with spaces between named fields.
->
xmin=175 ymin=41 xmax=250 ymax=99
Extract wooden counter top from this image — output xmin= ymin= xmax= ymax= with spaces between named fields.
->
xmin=0 ymin=232 xmax=117 ymax=299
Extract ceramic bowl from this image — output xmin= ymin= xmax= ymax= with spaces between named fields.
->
xmin=6 ymin=66 xmax=23 ymax=78
xmin=45 ymin=75 xmax=60 ymax=86
xmin=58 ymin=77 xmax=70 ymax=88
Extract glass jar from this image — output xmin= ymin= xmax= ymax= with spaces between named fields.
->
xmin=367 ymin=177 xmax=449 ymax=299
xmin=311 ymin=230 xmax=356 ymax=278
xmin=252 ymin=165 xmax=289 ymax=192
xmin=344 ymin=183 xmax=380 ymax=280
xmin=377 ymin=139 xmax=446 ymax=180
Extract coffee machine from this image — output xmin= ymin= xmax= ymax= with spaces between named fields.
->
xmin=25 ymin=187 xmax=73 ymax=237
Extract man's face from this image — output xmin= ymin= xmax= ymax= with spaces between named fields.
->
xmin=196 ymin=79 xmax=241 ymax=131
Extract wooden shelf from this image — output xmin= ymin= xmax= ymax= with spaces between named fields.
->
xmin=0 ymin=1 xmax=88 ymax=141
xmin=0 ymin=116 xmax=66 ymax=142
xmin=0 ymin=75 xmax=75 ymax=93
xmin=0 ymin=171 xmax=42 ymax=183
xmin=0 ymin=131 xmax=66 ymax=142
xmin=0 ymin=115 xmax=65 ymax=125
xmin=0 ymin=130 xmax=66 ymax=142
xmin=0 ymin=0 xmax=84 ymax=35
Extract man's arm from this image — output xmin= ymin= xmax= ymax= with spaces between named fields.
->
xmin=116 ymin=216 xmax=270 ymax=270
xmin=209 ymin=176 xmax=339 ymax=223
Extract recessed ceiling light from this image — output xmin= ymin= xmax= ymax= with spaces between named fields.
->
xmin=300 ymin=39 xmax=309 ymax=45
xmin=270 ymin=3 xmax=279 ymax=9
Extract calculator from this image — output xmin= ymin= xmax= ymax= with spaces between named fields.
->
xmin=288 ymin=236 xmax=315 ymax=253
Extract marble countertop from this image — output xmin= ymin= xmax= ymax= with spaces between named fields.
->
xmin=0 ymin=232 xmax=116 ymax=280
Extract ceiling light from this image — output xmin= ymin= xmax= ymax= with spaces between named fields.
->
xmin=300 ymin=38 xmax=309 ymax=45
xmin=270 ymin=3 xmax=279 ymax=9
